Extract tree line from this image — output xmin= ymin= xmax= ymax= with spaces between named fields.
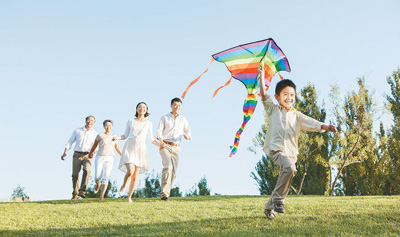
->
xmin=10 ymin=172 xmax=212 ymax=201
xmin=250 ymin=67 xmax=400 ymax=196
xmin=84 ymin=171 xmax=212 ymax=199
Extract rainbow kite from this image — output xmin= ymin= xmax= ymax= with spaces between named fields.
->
xmin=182 ymin=38 xmax=291 ymax=157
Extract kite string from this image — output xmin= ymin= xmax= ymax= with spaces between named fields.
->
xmin=181 ymin=58 xmax=215 ymax=99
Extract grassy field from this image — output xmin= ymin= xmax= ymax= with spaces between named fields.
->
xmin=1 ymin=195 xmax=399 ymax=236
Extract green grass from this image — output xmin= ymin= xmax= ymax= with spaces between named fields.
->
xmin=1 ymin=195 xmax=399 ymax=236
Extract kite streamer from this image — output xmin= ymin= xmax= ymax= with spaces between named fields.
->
xmin=181 ymin=38 xmax=291 ymax=157
xmin=230 ymin=94 xmax=258 ymax=156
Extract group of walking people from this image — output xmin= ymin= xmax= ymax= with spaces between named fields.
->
xmin=61 ymin=76 xmax=338 ymax=220
xmin=61 ymin=98 xmax=191 ymax=202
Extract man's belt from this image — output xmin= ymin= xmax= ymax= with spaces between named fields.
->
xmin=163 ymin=140 xmax=179 ymax=146
xmin=75 ymin=151 xmax=89 ymax=154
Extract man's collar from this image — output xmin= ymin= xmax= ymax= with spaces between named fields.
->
xmin=83 ymin=126 xmax=94 ymax=131
xmin=279 ymin=106 xmax=296 ymax=112
xmin=169 ymin=112 xmax=180 ymax=118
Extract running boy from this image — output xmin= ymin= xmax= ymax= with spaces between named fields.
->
xmin=258 ymin=67 xmax=337 ymax=219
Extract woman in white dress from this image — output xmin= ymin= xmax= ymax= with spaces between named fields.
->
xmin=114 ymin=102 xmax=159 ymax=202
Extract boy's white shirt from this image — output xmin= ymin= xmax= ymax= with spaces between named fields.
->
xmin=262 ymin=97 xmax=325 ymax=157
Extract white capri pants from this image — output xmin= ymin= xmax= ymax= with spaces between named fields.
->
xmin=94 ymin=156 xmax=114 ymax=185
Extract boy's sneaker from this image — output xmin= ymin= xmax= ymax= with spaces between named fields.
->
xmin=161 ymin=195 xmax=169 ymax=201
xmin=264 ymin=208 xmax=276 ymax=220
xmin=273 ymin=201 xmax=285 ymax=213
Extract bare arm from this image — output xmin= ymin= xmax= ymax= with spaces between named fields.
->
xmin=152 ymin=140 xmax=160 ymax=147
xmin=89 ymin=140 xmax=99 ymax=158
xmin=114 ymin=143 xmax=122 ymax=156
xmin=258 ymin=66 xmax=270 ymax=102
xmin=113 ymin=135 xmax=126 ymax=141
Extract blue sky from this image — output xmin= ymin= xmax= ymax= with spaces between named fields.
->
xmin=1 ymin=0 xmax=399 ymax=200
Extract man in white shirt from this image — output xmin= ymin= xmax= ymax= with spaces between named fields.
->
xmin=61 ymin=115 xmax=98 ymax=200
xmin=156 ymin=98 xmax=191 ymax=201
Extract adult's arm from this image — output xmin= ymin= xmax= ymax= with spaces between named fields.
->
xmin=156 ymin=117 xmax=166 ymax=148
xmin=61 ymin=129 xmax=77 ymax=160
xmin=114 ymin=143 xmax=122 ymax=156
xmin=89 ymin=139 xmax=99 ymax=158
xmin=183 ymin=118 xmax=191 ymax=140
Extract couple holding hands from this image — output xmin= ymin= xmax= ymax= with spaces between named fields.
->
xmin=61 ymin=98 xmax=191 ymax=202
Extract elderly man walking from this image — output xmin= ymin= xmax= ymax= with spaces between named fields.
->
xmin=61 ymin=115 xmax=98 ymax=200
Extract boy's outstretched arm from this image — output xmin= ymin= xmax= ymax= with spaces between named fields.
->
xmin=321 ymin=124 xmax=338 ymax=133
xmin=258 ymin=66 xmax=270 ymax=101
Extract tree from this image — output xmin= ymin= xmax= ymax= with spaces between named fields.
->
xmin=86 ymin=179 xmax=118 ymax=198
xmin=11 ymin=184 xmax=30 ymax=201
xmin=170 ymin=186 xmax=182 ymax=197
xmin=142 ymin=171 xmax=161 ymax=198
xmin=376 ymin=122 xmax=391 ymax=195
xmin=383 ymin=67 xmax=400 ymax=194
xmin=126 ymin=171 xmax=181 ymax=198
xmin=185 ymin=176 xmax=211 ymax=196
xmin=250 ymin=155 xmax=279 ymax=195
xmin=328 ymin=77 xmax=377 ymax=196
xmin=291 ymin=83 xmax=330 ymax=195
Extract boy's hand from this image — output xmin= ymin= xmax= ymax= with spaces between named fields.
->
xmin=258 ymin=65 xmax=265 ymax=79
xmin=258 ymin=65 xmax=269 ymax=101
xmin=329 ymin=124 xmax=337 ymax=133
xmin=323 ymin=124 xmax=337 ymax=133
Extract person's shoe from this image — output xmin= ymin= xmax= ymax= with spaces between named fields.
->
xmin=161 ymin=196 xmax=169 ymax=201
xmin=264 ymin=208 xmax=276 ymax=220
xmin=78 ymin=191 xmax=86 ymax=198
xmin=94 ymin=181 xmax=100 ymax=193
xmin=273 ymin=201 xmax=285 ymax=213
xmin=71 ymin=195 xmax=79 ymax=200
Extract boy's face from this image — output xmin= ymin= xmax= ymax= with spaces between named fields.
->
xmin=275 ymin=86 xmax=296 ymax=110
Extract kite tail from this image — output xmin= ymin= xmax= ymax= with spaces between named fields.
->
xmin=181 ymin=58 xmax=214 ymax=99
xmin=229 ymin=94 xmax=258 ymax=157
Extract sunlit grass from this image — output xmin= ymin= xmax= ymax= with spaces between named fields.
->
xmin=1 ymin=195 xmax=399 ymax=236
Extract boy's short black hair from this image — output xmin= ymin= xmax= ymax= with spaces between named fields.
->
xmin=275 ymin=79 xmax=296 ymax=95
xmin=171 ymin=97 xmax=182 ymax=105
xmin=103 ymin=119 xmax=113 ymax=126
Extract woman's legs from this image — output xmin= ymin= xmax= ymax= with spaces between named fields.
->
xmin=127 ymin=166 xmax=141 ymax=203
xmin=120 ymin=163 xmax=135 ymax=195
